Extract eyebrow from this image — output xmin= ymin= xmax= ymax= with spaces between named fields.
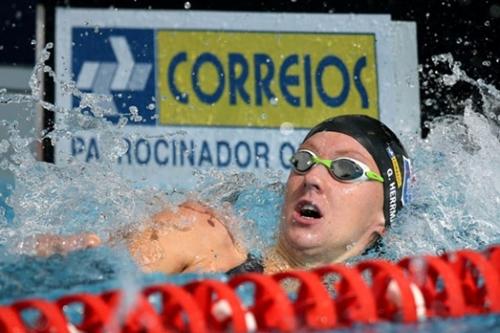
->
xmin=333 ymin=149 xmax=371 ymax=161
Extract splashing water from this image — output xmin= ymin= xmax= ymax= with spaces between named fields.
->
xmin=0 ymin=43 xmax=280 ymax=304
xmin=383 ymin=109 xmax=500 ymax=259
xmin=368 ymin=53 xmax=500 ymax=261
xmin=0 ymin=44 xmax=500 ymax=325
xmin=0 ymin=45 xmax=170 ymax=252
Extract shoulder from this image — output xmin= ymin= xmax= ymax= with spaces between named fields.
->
xmin=151 ymin=205 xmax=234 ymax=245
xmin=170 ymin=205 xmax=247 ymax=272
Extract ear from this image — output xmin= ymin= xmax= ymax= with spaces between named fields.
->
xmin=370 ymin=209 xmax=386 ymax=235
xmin=370 ymin=212 xmax=386 ymax=240
xmin=361 ymin=230 xmax=385 ymax=254
xmin=339 ymin=211 xmax=385 ymax=260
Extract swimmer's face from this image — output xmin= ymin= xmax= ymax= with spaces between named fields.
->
xmin=279 ymin=131 xmax=385 ymax=265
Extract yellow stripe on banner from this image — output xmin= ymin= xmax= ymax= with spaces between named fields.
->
xmin=157 ymin=30 xmax=379 ymax=128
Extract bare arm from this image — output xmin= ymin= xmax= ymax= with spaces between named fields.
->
xmin=33 ymin=202 xmax=246 ymax=275
xmin=34 ymin=233 xmax=102 ymax=256
xmin=125 ymin=205 xmax=246 ymax=274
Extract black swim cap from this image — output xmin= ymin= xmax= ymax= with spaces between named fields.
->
xmin=303 ymin=115 xmax=412 ymax=226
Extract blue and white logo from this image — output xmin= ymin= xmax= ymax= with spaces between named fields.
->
xmin=72 ymin=28 xmax=156 ymax=125
xmin=385 ymin=146 xmax=395 ymax=158
xmin=401 ymin=156 xmax=412 ymax=206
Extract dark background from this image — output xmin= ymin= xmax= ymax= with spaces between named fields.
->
xmin=1 ymin=0 xmax=499 ymax=136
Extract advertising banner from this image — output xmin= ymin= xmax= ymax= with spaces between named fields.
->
xmin=55 ymin=9 xmax=419 ymax=188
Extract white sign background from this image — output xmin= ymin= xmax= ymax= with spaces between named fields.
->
xmin=55 ymin=9 xmax=419 ymax=189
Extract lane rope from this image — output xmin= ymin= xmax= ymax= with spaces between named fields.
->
xmin=1 ymin=245 xmax=499 ymax=332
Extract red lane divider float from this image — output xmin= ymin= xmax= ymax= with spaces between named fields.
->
xmin=314 ymin=264 xmax=377 ymax=325
xmin=1 ymin=245 xmax=499 ymax=332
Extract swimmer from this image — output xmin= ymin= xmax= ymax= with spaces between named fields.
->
xmin=36 ymin=115 xmax=411 ymax=275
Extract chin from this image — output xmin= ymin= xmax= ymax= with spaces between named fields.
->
xmin=283 ymin=227 xmax=324 ymax=253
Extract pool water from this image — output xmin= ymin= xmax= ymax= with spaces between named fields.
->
xmin=0 ymin=48 xmax=500 ymax=331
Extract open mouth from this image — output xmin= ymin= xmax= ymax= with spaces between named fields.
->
xmin=297 ymin=201 xmax=323 ymax=219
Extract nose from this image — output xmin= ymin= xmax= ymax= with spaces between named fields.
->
xmin=302 ymin=164 xmax=330 ymax=193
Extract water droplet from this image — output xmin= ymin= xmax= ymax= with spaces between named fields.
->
xmin=484 ymin=20 xmax=491 ymax=27
xmin=280 ymin=122 xmax=294 ymax=135
xmin=0 ymin=159 xmax=9 ymax=170
xmin=129 ymin=105 xmax=142 ymax=122
xmin=456 ymin=37 xmax=462 ymax=44
xmin=442 ymin=74 xmax=457 ymax=86
xmin=147 ymin=103 xmax=156 ymax=110
xmin=405 ymin=76 xmax=415 ymax=88
xmin=482 ymin=60 xmax=491 ymax=67
xmin=30 ymin=39 xmax=36 ymax=45
xmin=260 ymin=113 xmax=268 ymax=120
xmin=117 ymin=117 xmax=128 ymax=128
xmin=269 ymin=97 xmax=279 ymax=106
xmin=0 ymin=139 xmax=10 ymax=154
xmin=184 ymin=1 xmax=191 ymax=9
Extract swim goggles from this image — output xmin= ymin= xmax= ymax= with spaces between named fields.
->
xmin=289 ymin=149 xmax=384 ymax=183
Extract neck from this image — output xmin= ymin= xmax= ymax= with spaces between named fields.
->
xmin=263 ymin=246 xmax=297 ymax=273
xmin=263 ymin=241 xmax=333 ymax=273
xmin=264 ymin=235 xmax=375 ymax=273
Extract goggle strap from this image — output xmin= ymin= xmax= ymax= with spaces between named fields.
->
xmin=366 ymin=170 xmax=384 ymax=183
